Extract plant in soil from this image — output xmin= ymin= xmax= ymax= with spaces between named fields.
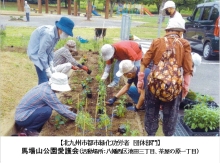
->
xmin=54 ymin=114 xmax=67 ymax=130
xmin=98 ymin=114 xmax=111 ymax=129
xmin=115 ymin=95 xmax=127 ymax=118
xmin=66 ymin=98 xmax=73 ymax=105
xmin=75 ymin=111 xmax=95 ymax=135
xmin=183 ymin=103 xmax=220 ymax=132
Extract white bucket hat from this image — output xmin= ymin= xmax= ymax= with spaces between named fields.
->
xmin=49 ymin=72 xmax=71 ymax=92
xmin=162 ymin=1 xmax=176 ymax=10
xmin=116 ymin=60 xmax=135 ymax=77
xmin=165 ymin=18 xmax=186 ymax=32
xmin=191 ymin=52 xmax=202 ymax=73
xmin=101 ymin=44 xmax=115 ymax=61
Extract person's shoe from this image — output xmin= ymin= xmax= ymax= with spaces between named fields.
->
xmin=107 ymin=81 xmax=119 ymax=88
xmin=24 ymin=128 xmax=39 ymax=136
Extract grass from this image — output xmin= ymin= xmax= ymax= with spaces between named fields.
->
xmin=0 ymin=2 xmax=177 ymax=136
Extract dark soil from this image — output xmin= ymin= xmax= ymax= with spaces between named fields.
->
xmin=40 ymin=50 xmax=147 ymax=136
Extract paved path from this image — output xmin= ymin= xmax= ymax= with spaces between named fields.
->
xmin=0 ymin=14 xmax=145 ymax=28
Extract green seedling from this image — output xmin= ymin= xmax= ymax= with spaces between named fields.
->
xmin=66 ymin=98 xmax=73 ymax=105
xmin=54 ymin=114 xmax=67 ymax=130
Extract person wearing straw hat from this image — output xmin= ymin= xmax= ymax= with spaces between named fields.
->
xmin=14 ymin=72 xmax=77 ymax=136
xmin=53 ymin=40 xmax=92 ymax=75
xmin=137 ymin=18 xmax=193 ymax=136
xmin=106 ymin=60 xmax=150 ymax=111
xmin=100 ymin=41 xmax=142 ymax=87
xmin=27 ymin=17 xmax=75 ymax=84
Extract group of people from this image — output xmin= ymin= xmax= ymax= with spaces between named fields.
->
xmin=15 ymin=1 xmax=201 ymax=136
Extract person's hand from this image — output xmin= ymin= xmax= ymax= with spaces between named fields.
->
xmin=101 ymin=72 xmax=109 ymax=80
xmin=49 ymin=61 xmax=56 ymax=73
xmin=182 ymin=75 xmax=191 ymax=99
xmin=106 ymin=96 xmax=117 ymax=106
xmin=46 ymin=68 xmax=52 ymax=78
xmin=81 ymin=65 xmax=92 ymax=74
xmin=137 ymin=72 xmax=145 ymax=93
xmin=72 ymin=66 xmax=79 ymax=70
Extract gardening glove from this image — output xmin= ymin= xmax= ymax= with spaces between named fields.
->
xmin=137 ymin=72 xmax=145 ymax=93
xmin=72 ymin=66 xmax=79 ymax=70
xmin=106 ymin=96 xmax=117 ymax=106
xmin=182 ymin=74 xmax=192 ymax=99
xmin=81 ymin=65 xmax=92 ymax=74
xmin=45 ymin=68 xmax=52 ymax=78
xmin=101 ymin=72 xmax=109 ymax=80
xmin=49 ymin=61 xmax=56 ymax=73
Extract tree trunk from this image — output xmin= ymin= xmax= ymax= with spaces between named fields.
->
xmin=105 ymin=0 xmax=110 ymax=19
xmin=68 ymin=0 xmax=72 ymax=15
xmin=57 ymin=0 xmax=61 ymax=14
xmin=38 ymin=0 xmax=42 ymax=13
xmin=74 ymin=1 xmax=77 ymax=16
xmin=45 ymin=0 xmax=48 ymax=13
xmin=87 ymin=0 xmax=92 ymax=21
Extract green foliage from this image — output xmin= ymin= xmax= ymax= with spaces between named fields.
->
xmin=98 ymin=114 xmax=111 ymax=129
xmin=115 ymin=95 xmax=127 ymax=118
xmin=122 ymin=122 xmax=140 ymax=136
xmin=54 ymin=114 xmax=67 ymax=130
xmin=75 ymin=111 xmax=95 ymax=132
xmin=183 ymin=103 xmax=220 ymax=132
xmin=66 ymin=98 xmax=73 ymax=105
xmin=186 ymin=90 xmax=215 ymax=103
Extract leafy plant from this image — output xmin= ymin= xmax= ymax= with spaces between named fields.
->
xmin=183 ymin=103 xmax=220 ymax=132
xmin=66 ymin=98 xmax=73 ymax=105
xmin=119 ymin=122 xmax=140 ymax=136
xmin=54 ymin=114 xmax=67 ymax=130
xmin=98 ymin=114 xmax=111 ymax=129
xmin=85 ymin=76 xmax=93 ymax=83
xmin=115 ymin=95 xmax=127 ymax=118
xmin=75 ymin=111 xmax=95 ymax=135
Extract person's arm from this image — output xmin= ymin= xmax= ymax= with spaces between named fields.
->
xmin=38 ymin=34 xmax=54 ymax=70
xmin=43 ymin=88 xmax=76 ymax=120
xmin=101 ymin=61 xmax=112 ymax=80
xmin=106 ymin=83 xmax=131 ymax=105
xmin=62 ymin=49 xmax=79 ymax=66
xmin=115 ymin=84 xmax=131 ymax=98
xmin=135 ymin=89 xmax=145 ymax=109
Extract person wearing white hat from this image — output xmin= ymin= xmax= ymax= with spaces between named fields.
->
xmin=162 ymin=1 xmax=185 ymax=38
xmin=106 ymin=60 xmax=150 ymax=111
xmin=100 ymin=41 xmax=142 ymax=87
xmin=24 ymin=1 xmax=30 ymax=22
xmin=137 ymin=18 xmax=193 ymax=136
xmin=27 ymin=17 xmax=75 ymax=84
xmin=14 ymin=72 xmax=77 ymax=136
xmin=53 ymin=40 xmax=91 ymax=75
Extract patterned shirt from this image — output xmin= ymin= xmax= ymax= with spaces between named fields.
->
xmin=15 ymin=82 xmax=76 ymax=121
xmin=27 ymin=25 xmax=59 ymax=71
xmin=53 ymin=46 xmax=79 ymax=66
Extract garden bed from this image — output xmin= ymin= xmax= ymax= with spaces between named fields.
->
xmin=40 ymin=50 xmax=146 ymax=136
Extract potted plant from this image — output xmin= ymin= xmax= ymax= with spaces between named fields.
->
xmin=180 ymin=103 xmax=220 ymax=136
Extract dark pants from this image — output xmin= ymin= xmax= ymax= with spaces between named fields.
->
xmin=35 ymin=65 xmax=48 ymax=85
xmin=26 ymin=13 xmax=30 ymax=21
xmin=16 ymin=106 xmax=52 ymax=132
xmin=144 ymin=87 xmax=182 ymax=136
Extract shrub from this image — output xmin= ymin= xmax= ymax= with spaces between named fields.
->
xmin=183 ymin=103 xmax=220 ymax=132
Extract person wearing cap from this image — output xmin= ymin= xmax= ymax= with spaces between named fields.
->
xmin=106 ymin=60 xmax=150 ymax=111
xmin=162 ymin=1 xmax=185 ymax=22
xmin=137 ymin=18 xmax=193 ymax=136
xmin=53 ymin=40 xmax=91 ymax=75
xmin=27 ymin=17 xmax=74 ymax=84
xmin=14 ymin=72 xmax=77 ymax=136
xmin=24 ymin=1 xmax=30 ymax=22
xmin=162 ymin=1 xmax=185 ymax=38
xmin=101 ymin=41 xmax=142 ymax=87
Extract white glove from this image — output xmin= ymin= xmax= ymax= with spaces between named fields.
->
xmin=49 ymin=61 xmax=56 ymax=73
xmin=101 ymin=72 xmax=109 ymax=80
xmin=46 ymin=68 xmax=52 ymax=78
xmin=104 ymin=64 xmax=112 ymax=73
